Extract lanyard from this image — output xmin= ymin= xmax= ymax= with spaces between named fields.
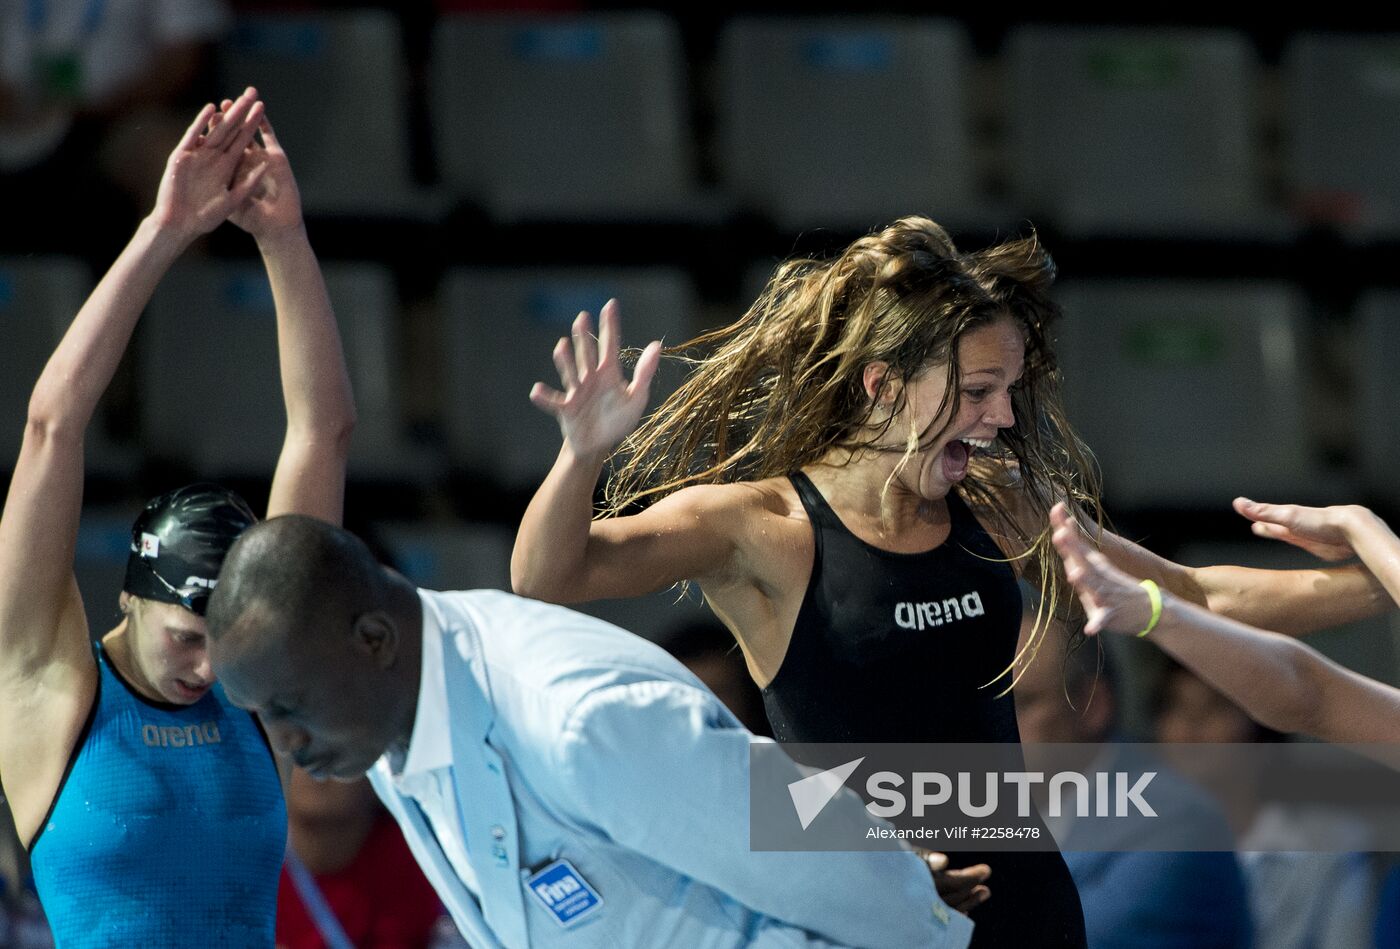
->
xmin=284 ymin=849 xmax=357 ymax=949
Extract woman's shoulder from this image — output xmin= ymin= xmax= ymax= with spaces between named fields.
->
xmin=666 ymin=476 xmax=803 ymax=520
xmin=656 ymin=478 xmax=812 ymax=583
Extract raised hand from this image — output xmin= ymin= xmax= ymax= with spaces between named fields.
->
xmin=1049 ymin=503 xmax=1154 ymax=637
xmin=223 ymin=109 xmax=304 ymax=238
xmin=529 ymin=299 xmax=663 ymax=461
xmin=1233 ymin=497 xmax=1360 ymax=562
xmin=151 ymin=88 xmax=268 ymax=241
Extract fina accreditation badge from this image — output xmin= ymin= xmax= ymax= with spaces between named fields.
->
xmin=526 ymin=859 xmax=603 ymax=928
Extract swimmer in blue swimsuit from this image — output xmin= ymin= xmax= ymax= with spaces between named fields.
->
xmin=0 ymin=88 xmax=355 ymax=947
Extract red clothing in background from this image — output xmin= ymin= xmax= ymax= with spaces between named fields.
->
xmin=277 ymin=815 xmax=446 ymax=949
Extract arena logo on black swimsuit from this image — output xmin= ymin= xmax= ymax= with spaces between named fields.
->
xmin=893 ymin=591 xmax=985 ymax=631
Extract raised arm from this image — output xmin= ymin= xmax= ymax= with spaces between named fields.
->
xmin=223 ymin=109 xmax=354 ymax=526
xmin=0 ymin=92 xmax=266 ymax=838
xmin=512 ymin=301 xmax=734 ymax=601
xmin=0 ymin=91 xmax=266 ymax=686
xmin=1050 ymin=504 xmax=1400 ymax=747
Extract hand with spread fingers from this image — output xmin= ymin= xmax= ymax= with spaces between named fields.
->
xmin=529 ymin=299 xmax=664 ymax=463
xmin=151 ymin=87 xmax=268 ymax=242
xmin=1050 ymin=503 xmax=1400 ymax=756
xmin=1049 ymin=503 xmax=1154 ymax=637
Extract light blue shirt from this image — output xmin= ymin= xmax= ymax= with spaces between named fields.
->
xmin=367 ymin=588 xmax=972 ymax=949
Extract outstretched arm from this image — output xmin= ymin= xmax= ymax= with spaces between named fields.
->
xmin=1083 ymin=515 xmax=1391 ymax=638
xmin=223 ymin=107 xmax=355 ymax=526
xmin=1051 ymin=504 xmax=1400 ymax=747
xmin=1234 ymin=497 xmax=1400 ymax=611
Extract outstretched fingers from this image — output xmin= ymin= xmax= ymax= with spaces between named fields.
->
xmin=529 ymin=381 xmax=568 ymax=415
xmin=224 ymin=99 xmax=264 ymax=159
xmin=596 ymin=299 xmax=620 ymax=367
xmin=1233 ymin=496 xmax=1332 ymax=538
xmin=627 ymin=339 xmax=663 ymax=400
xmin=552 ymin=336 xmax=581 ymax=392
xmin=1048 ymin=504 xmax=1085 ymax=560
xmin=572 ymin=311 xmax=598 ymax=380
xmin=1051 ymin=524 xmax=1090 ymax=588
xmin=1049 ymin=504 xmax=1112 ymax=632
xmin=1234 ymin=496 xmax=1292 ymax=528
xmin=1234 ymin=496 xmax=1356 ymax=561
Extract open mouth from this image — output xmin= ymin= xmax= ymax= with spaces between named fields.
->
xmin=941 ymin=437 xmax=993 ymax=482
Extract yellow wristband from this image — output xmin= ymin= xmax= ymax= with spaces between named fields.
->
xmin=1137 ymin=579 xmax=1162 ymax=638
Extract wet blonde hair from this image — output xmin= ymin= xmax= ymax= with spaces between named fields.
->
xmin=606 ymin=217 xmax=1103 ymax=685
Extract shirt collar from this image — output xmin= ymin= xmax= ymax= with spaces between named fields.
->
xmin=392 ymin=589 xmax=454 ymax=779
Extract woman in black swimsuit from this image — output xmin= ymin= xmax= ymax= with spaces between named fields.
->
xmin=511 ymin=216 xmax=1390 ymax=947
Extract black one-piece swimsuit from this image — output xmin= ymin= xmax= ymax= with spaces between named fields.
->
xmin=762 ymin=471 xmax=1087 ymax=949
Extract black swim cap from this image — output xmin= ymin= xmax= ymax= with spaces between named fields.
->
xmin=122 ymin=484 xmax=257 ymax=616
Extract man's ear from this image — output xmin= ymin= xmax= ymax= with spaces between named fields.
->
xmin=352 ymin=611 xmax=400 ymax=670
xmin=863 ymin=361 xmax=902 ymax=405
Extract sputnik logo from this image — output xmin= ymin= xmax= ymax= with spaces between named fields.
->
xmin=787 ymin=757 xmax=865 ymax=830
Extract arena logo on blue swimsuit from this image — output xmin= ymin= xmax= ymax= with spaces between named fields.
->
xmin=141 ymin=722 xmax=222 ymax=748
xmin=893 ymin=591 xmax=985 ymax=630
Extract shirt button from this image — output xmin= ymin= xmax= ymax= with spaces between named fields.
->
xmin=491 ymin=824 xmax=506 ymax=840
xmin=932 ymin=903 xmax=950 ymax=925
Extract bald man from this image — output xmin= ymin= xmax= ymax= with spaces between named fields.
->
xmin=205 ymin=514 xmax=973 ymax=949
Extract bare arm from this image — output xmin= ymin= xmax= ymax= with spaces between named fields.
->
xmin=224 ymin=111 xmax=355 ymax=525
xmin=529 ymin=479 xmax=752 ymax=602
xmin=513 ymin=438 xmax=612 ymax=601
xmin=1052 ymin=504 xmax=1400 ymax=746
xmin=0 ymin=92 xmax=267 ymax=839
xmin=1234 ymin=498 xmax=1400 ymax=610
xmin=984 ymin=478 xmax=1383 ymax=634
xmin=512 ymin=300 xmax=712 ymax=602
xmin=1087 ymin=520 xmax=1389 ymax=637
xmin=0 ymin=220 xmax=184 ymax=685
xmin=0 ymin=92 xmax=266 ymax=687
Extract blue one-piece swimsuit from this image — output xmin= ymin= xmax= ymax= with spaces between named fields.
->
xmin=29 ymin=641 xmax=286 ymax=948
